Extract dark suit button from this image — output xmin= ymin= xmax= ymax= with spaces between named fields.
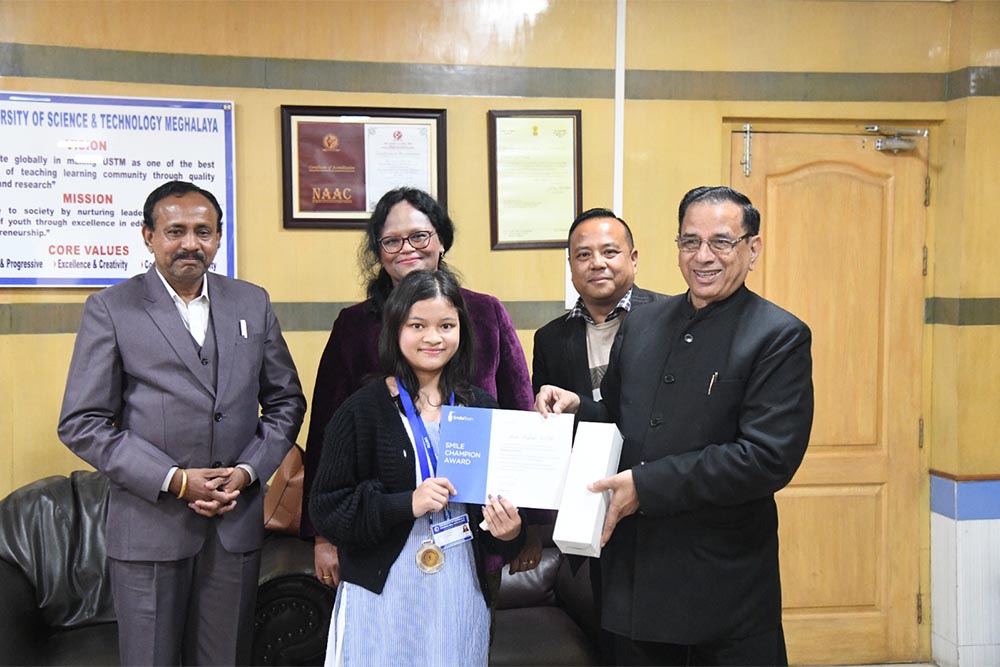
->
xmin=663 ymin=374 xmax=675 ymax=384
xmin=201 ymin=358 xmax=209 ymax=365
xmin=214 ymin=412 xmax=223 ymax=422
xmin=649 ymin=417 xmax=663 ymax=427
xmin=683 ymin=333 xmax=694 ymax=343
xmin=212 ymin=461 xmax=223 ymax=468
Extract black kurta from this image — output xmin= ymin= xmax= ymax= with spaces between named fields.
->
xmin=579 ymin=284 xmax=814 ymax=644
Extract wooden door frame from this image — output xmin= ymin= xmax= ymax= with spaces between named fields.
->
xmin=722 ymin=119 xmax=934 ymax=662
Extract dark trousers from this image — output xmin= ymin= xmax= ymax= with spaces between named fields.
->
xmin=589 ymin=559 xmax=615 ymax=665
xmin=612 ymin=626 xmax=788 ymax=667
xmin=109 ymin=528 xmax=261 ymax=666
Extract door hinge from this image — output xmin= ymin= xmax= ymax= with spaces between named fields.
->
xmin=918 ymin=417 xmax=924 ymax=449
xmin=922 ymin=246 xmax=928 ymax=277
xmin=925 ymin=175 xmax=931 ymax=207
xmin=917 ymin=592 xmax=923 ymax=624
xmin=740 ymin=123 xmax=752 ymax=177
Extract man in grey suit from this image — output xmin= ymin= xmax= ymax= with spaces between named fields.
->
xmin=59 ymin=180 xmax=306 ymax=665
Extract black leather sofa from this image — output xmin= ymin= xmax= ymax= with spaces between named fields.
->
xmin=0 ymin=471 xmax=598 ymax=666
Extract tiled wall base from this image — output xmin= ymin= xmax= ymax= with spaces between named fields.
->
xmin=960 ymin=644 xmax=1000 ymax=666
xmin=931 ymin=477 xmax=1000 ymax=667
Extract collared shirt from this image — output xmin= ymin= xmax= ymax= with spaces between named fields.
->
xmin=154 ymin=268 xmax=211 ymax=347
xmin=567 ymin=287 xmax=634 ymax=325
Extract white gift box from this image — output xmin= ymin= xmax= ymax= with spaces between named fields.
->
xmin=552 ymin=422 xmax=624 ymax=558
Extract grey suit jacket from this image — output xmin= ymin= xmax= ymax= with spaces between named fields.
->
xmin=59 ymin=267 xmax=305 ymax=561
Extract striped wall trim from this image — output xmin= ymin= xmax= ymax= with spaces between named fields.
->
xmin=625 ymin=70 xmax=947 ymax=102
xmin=2 ymin=42 xmax=998 ymax=101
xmin=9 ymin=296 xmax=1000 ymax=334
xmin=4 ymin=297 xmax=1000 ymax=335
xmin=929 ymin=469 xmax=1000 ymax=483
xmin=924 ymin=297 xmax=1000 ymax=325
xmin=0 ymin=42 xmax=613 ymax=99
xmin=271 ymin=302 xmax=353 ymax=335
xmin=930 ymin=473 xmax=1000 ymax=521
xmin=0 ymin=300 xmax=570 ymax=335
xmin=946 ymin=66 xmax=1000 ymax=100
xmin=0 ymin=302 xmax=85 ymax=335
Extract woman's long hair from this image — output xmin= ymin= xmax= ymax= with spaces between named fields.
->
xmin=378 ymin=269 xmax=476 ymax=407
xmin=360 ymin=187 xmax=456 ymax=317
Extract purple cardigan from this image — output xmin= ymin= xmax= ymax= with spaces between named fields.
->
xmin=301 ymin=287 xmax=534 ymax=537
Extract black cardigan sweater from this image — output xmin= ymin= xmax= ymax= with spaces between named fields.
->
xmin=309 ymin=378 xmax=524 ymax=601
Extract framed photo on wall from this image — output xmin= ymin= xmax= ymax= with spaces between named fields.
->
xmin=281 ymin=106 xmax=447 ymax=229
xmin=488 ymin=110 xmax=582 ymax=249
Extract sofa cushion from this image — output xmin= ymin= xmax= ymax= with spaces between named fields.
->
xmin=0 ymin=557 xmax=43 ymax=664
xmin=46 ymin=622 xmax=121 ymax=666
xmin=491 ymin=606 xmax=599 ymax=666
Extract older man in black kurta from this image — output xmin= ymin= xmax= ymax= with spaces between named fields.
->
xmin=536 ymin=186 xmax=813 ymax=666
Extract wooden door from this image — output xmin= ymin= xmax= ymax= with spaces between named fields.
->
xmin=730 ymin=131 xmax=926 ymax=664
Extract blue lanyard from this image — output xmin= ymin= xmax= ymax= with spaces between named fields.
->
xmin=396 ymin=378 xmax=454 ymax=482
xmin=397 ymin=379 xmax=455 ymax=526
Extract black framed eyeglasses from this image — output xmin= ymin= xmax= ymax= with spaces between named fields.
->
xmin=675 ymin=233 xmax=753 ymax=255
xmin=378 ymin=230 xmax=436 ymax=254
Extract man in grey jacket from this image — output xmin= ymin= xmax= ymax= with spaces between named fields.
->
xmin=59 ymin=180 xmax=305 ymax=665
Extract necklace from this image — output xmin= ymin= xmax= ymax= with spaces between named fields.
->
xmin=419 ymin=391 xmax=443 ymax=408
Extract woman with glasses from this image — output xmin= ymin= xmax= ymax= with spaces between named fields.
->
xmin=301 ymin=187 xmax=534 ymax=593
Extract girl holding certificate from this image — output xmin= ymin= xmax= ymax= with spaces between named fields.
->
xmin=301 ymin=187 xmax=537 ymax=591
xmin=310 ymin=269 xmax=524 ymax=666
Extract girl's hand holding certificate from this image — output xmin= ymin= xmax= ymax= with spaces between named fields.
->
xmin=412 ymin=476 xmax=458 ymax=517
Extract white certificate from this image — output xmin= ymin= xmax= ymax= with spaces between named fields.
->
xmin=437 ymin=406 xmax=574 ymax=510
xmin=363 ymin=122 xmax=435 ymax=210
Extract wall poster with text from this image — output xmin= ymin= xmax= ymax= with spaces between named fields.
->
xmin=0 ymin=92 xmax=235 ymax=287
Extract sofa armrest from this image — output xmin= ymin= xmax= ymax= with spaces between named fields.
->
xmin=496 ymin=547 xmax=561 ymax=609
xmin=253 ymin=533 xmax=334 ymax=666
xmin=258 ymin=532 xmax=317 ymax=585
xmin=0 ymin=557 xmax=44 ymax=665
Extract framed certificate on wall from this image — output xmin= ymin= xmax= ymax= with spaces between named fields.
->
xmin=488 ymin=110 xmax=582 ymax=249
xmin=281 ymin=106 xmax=447 ymax=229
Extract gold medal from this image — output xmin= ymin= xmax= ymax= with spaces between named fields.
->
xmin=416 ymin=540 xmax=445 ymax=574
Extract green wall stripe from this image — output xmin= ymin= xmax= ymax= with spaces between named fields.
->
xmin=0 ymin=42 xmax=614 ymax=99
xmin=626 ymin=70 xmax=946 ymax=102
xmin=271 ymin=302 xmax=350 ymax=334
xmin=925 ymin=297 xmax=1000 ymax=326
xmin=0 ymin=300 xmax=568 ymax=335
xmin=2 ymin=42 xmax=998 ymax=101
xmin=946 ymin=66 xmax=1000 ymax=100
xmin=0 ymin=303 xmax=84 ymax=335
xmin=5 ymin=298 xmax=1000 ymax=335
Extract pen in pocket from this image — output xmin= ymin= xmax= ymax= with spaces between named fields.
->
xmin=707 ymin=371 xmax=718 ymax=395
